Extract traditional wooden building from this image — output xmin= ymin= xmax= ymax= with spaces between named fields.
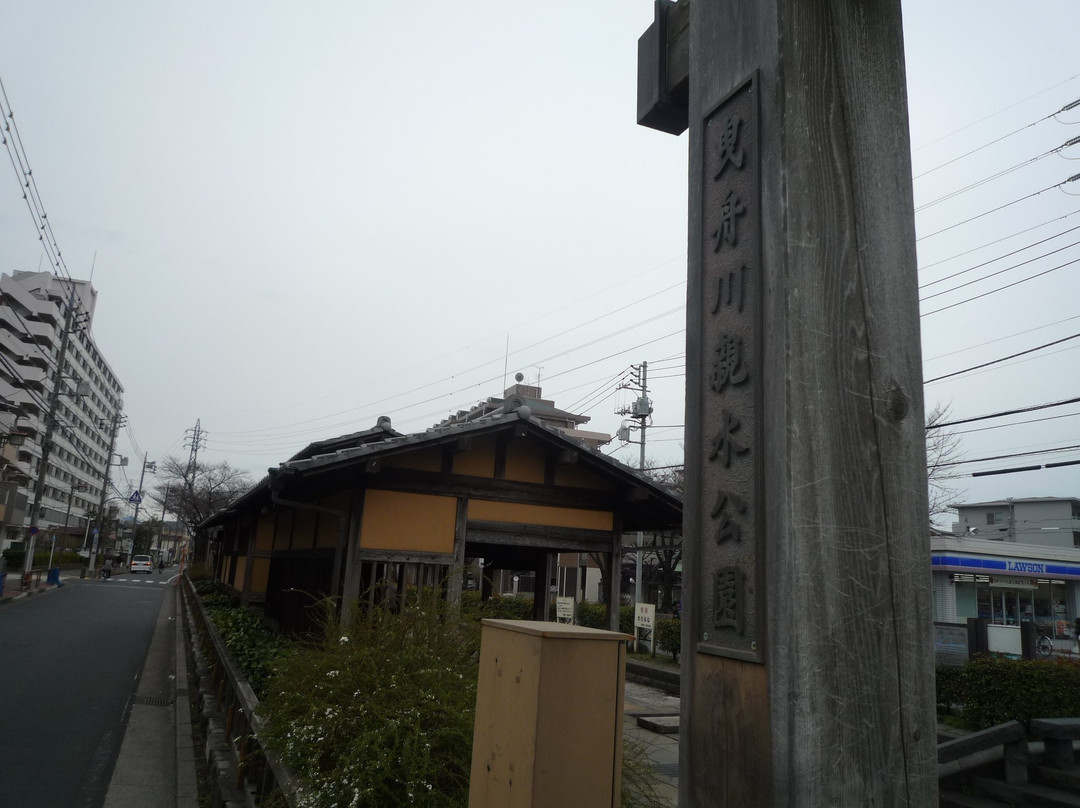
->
xmin=200 ymin=402 xmax=681 ymax=633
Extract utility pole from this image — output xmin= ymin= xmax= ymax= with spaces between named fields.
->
xmin=23 ymin=282 xmax=84 ymax=579
xmin=128 ymin=453 xmax=155 ymax=559
xmin=159 ymin=482 xmax=171 ymax=562
xmin=88 ymin=410 xmax=124 ymax=576
xmin=183 ymin=419 xmax=206 ymax=561
xmin=617 ymin=361 xmax=652 ymax=608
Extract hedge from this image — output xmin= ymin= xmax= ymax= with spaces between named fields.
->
xmin=937 ymin=655 xmax=1080 ymax=730
xmin=655 ymin=618 xmax=681 ymax=661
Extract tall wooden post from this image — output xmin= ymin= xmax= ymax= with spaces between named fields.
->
xmin=639 ymin=1 xmax=938 ymax=804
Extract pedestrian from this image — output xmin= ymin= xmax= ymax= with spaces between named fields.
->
xmin=158 ymin=558 xmax=164 ymax=574
xmin=103 ymin=557 xmax=113 ymax=580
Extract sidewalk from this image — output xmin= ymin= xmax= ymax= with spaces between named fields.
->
xmin=102 ymin=581 xmax=199 ymax=808
xmin=624 ymin=672 xmax=681 ymax=805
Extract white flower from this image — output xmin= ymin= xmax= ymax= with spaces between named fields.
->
xmin=339 ymin=635 xmax=349 ymax=643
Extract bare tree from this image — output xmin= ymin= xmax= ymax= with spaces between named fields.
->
xmin=148 ymin=456 xmax=252 ymax=542
xmin=925 ymin=402 xmax=964 ymax=525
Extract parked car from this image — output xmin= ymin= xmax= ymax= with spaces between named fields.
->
xmin=130 ymin=554 xmax=153 ymax=574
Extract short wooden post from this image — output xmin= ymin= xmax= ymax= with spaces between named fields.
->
xmin=468 ymin=620 xmax=629 ymax=808
xmin=639 ymin=0 xmax=938 ymax=803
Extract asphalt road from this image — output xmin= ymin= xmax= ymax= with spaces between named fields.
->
xmin=0 ymin=574 xmax=169 ymax=808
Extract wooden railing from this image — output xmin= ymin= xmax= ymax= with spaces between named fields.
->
xmin=182 ymin=575 xmax=299 ymax=807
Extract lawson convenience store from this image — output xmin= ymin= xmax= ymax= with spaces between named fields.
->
xmin=931 ymin=535 xmax=1080 ymax=643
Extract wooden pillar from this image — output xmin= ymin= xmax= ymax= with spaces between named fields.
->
xmin=641 ymin=0 xmax=937 ymax=804
xmin=607 ymin=511 xmax=624 ymax=632
xmin=532 ymin=551 xmax=550 ymax=621
xmin=339 ymin=493 xmax=366 ymax=626
xmin=447 ymin=497 xmax=468 ymax=608
xmin=240 ymin=521 xmax=256 ymax=608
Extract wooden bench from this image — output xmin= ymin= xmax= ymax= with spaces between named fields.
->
xmin=938 ymin=720 xmax=1029 ymax=785
xmin=1031 ymin=718 xmax=1080 ymax=769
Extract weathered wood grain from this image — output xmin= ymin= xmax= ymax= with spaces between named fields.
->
xmin=680 ymin=0 xmax=937 ymax=804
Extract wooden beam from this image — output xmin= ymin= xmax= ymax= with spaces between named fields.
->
xmin=636 ymin=0 xmax=690 ymax=135
xmin=466 ymin=520 xmax=615 ymax=553
xmin=363 ymin=470 xmax=622 ymax=512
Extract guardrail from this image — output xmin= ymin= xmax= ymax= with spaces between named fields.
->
xmin=182 ymin=575 xmax=299 ymax=807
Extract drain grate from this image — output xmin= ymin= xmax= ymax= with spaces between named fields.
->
xmin=136 ymin=696 xmax=175 ymax=707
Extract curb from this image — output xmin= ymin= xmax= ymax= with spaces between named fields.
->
xmin=626 ymin=659 xmax=681 ymax=696
xmin=176 ymin=584 xmax=199 ymax=808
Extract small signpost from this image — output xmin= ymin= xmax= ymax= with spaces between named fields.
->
xmin=634 ymin=602 xmax=655 ymax=655
xmin=556 ymin=596 xmax=574 ymax=624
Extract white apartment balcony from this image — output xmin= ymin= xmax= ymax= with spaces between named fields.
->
xmin=0 ymin=304 xmax=56 ymax=346
xmin=0 ymin=274 xmax=44 ymax=317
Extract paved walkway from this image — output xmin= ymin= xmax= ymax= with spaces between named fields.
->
xmin=624 ymin=679 xmax=680 ymax=805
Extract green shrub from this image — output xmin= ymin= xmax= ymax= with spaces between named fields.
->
xmin=260 ymin=603 xmax=480 ymax=808
xmin=200 ymin=591 xmax=235 ymax=610
xmin=575 ymin=601 xmax=635 ymax=634
xmin=935 ymin=664 xmax=965 ymax=716
xmin=655 ymin=619 xmax=681 ymax=662
xmin=954 ymin=655 xmax=1080 ymax=730
xmin=576 ymin=600 xmax=606 ymax=628
xmin=204 ymin=604 xmax=289 ymax=697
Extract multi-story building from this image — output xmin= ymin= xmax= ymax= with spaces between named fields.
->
xmin=931 ymin=497 xmax=1080 ymax=650
xmin=437 ymin=380 xmax=613 ymax=450
xmin=0 ymin=271 xmax=123 ymax=552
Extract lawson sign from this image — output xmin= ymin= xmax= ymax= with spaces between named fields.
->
xmin=932 ymin=554 xmax=1080 ymax=580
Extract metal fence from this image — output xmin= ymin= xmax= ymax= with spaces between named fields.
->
xmin=183 ymin=575 xmax=299 ymax=807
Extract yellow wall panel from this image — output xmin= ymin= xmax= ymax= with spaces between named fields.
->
xmin=469 ymin=500 xmax=613 ymax=532
xmin=315 ymin=511 xmax=338 ymax=548
xmin=251 ymin=557 xmax=270 ymax=594
xmin=383 ymin=449 xmax=442 ymax=473
xmin=231 ymin=556 xmax=246 ymax=591
xmin=453 ymin=437 xmax=496 ymax=478
xmin=360 ymin=489 xmax=456 ymax=553
xmin=292 ymin=509 xmax=317 ymax=550
xmin=255 ymin=515 xmax=275 ymax=552
xmin=553 ymin=464 xmax=616 ymax=491
xmin=504 ymin=440 xmax=546 ymax=484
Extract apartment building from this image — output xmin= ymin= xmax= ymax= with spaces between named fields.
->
xmin=0 ymin=271 xmax=123 ymax=551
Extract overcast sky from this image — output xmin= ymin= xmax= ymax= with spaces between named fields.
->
xmin=0 ymin=1 xmax=1077 ymax=525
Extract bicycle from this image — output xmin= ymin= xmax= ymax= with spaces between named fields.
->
xmin=1036 ymin=634 xmax=1054 ymax=658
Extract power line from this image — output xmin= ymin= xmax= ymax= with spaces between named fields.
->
xmin=912 ymin=75 xmax=1079 ymax=158
xmin=914 ymin=137 xmax=1077 ymax=213
xmin=921 ymin=254 xmax=1080 ymax=318
xmin=938 ymin=443 xmax=1080 ymax=469
xmin=917 ymin=209 xmax=1080 ymax=276
xmin=918 ymin=222 xmax=1080 ymax=291
xmin=919 ymin=236 xmax=1080 ymax=303
xmin=927 ymin=395 xmax=1080 ymax=430
xmin=916 ymin=177 xmax=1073 ymax=243
xmin=924 ymin=332 xmax=1080 ymax=384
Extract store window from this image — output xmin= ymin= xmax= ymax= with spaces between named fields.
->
xmin=976 ymin=579 xmax=1070 ymax=638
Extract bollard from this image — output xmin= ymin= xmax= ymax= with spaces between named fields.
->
xmin=0 ymin=571 xmax=5 ymax=597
